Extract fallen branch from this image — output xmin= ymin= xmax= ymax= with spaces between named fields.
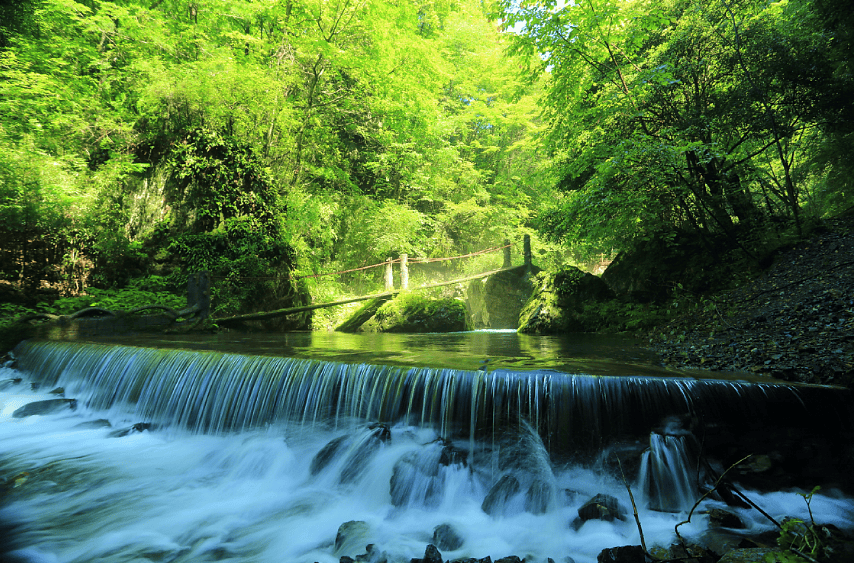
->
xmin=616 ymin=454 xmax=649 ymax=555
xmin=675 ymin=454 xmax=752 ymax=545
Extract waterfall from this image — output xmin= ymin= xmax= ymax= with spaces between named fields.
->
xmin=4 ymin=339 xmax=854 ymax=563
xmin=638 ymin=431 xmax=698 ymax=513
xmin=13 ymin=340 xmax=850 ymax=455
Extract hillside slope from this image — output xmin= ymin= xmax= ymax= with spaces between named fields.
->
xmin=652 ymin=217 xmax=854 ymax=388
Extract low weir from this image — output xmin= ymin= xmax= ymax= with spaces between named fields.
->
xmin=3 ymin=338 xmax=853 ymax=563
xmin=12 ymin=340 xmax=851 ymax=455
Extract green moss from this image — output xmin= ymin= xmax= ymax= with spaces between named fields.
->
xmin=362 ymin=292 xmax=469 ymax=333
xmin=336 ymin=296 xmax=392 ymax=332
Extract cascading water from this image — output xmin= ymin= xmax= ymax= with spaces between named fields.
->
xmin=2 ymin=339 xmax=853 ymax=563
xmin=637 ymin=432 xmax=698 ymax=513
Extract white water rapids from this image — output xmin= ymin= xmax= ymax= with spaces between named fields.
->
xmin=2 ymin=353 xmax=853 ymax=562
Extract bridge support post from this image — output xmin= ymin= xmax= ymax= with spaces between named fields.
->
xmin=384 ymin=258 xmax=394 ymax=291
xmin=400 ymin=254 xmax=409 ymax=290
xmin=523 ymin=234 xmax=532 ymax=270
xmin=503 ymin=240 xmax=512 ymax=268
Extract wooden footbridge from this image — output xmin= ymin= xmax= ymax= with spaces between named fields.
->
xmin=213 ymin=235 xmax=534 ymax=325
xmin=10 ymin=237 xmax=533 ymax=335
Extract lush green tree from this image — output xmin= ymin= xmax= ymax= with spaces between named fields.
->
xmin=500 ymin=0 xmax=852 ymax=258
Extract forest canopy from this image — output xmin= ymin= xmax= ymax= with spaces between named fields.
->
xmin=1 ymin=0 xmax=851 ymax=320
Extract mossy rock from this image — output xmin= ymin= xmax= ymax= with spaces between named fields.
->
xmin=336 ymin=296 xmax=393 ymax=332
xmin=518 ymin=268 xmax=615 ymax=334
xmin=360 ymin=293 xmax=470 ymax=333
xmin=465 ymin=265 xmax=540 ymax=329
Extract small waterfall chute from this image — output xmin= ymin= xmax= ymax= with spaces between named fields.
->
xmin=637 ymin=424 xmax=699 ymax=513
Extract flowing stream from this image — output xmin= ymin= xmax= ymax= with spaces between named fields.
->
xmin=1 ymin=332 xmax=852 ymax=563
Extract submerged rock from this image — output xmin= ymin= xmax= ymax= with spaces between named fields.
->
xmin=432 ymin=523 xmax=463 ymax=551
xmin=74 ymin=419 xmax=113 ymax=430
xmin=311 ymin=435 xmax=350 ymax=476
xmin=12 ymin=398 xmax=76 ymax=418
xmin=108 ymin=422 xmax=154 ymax=437
xmin=312 ymin=425 xmax=391 ymax=485
xmin=0 ymin=377 xmax=22 ymax=391
xmin=335 ymin=520 xmax=371 ymax=556
xmin=481 ymin=474 xmax=521 ymax=516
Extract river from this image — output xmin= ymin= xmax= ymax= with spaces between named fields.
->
xmin=1 ymin=331 xmax=852 ymax=563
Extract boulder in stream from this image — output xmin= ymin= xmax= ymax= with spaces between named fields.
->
xmin=12 ymin=398 xmax=76 ymax=418
xmin=410 ymin=544 xmax=442 ymax=563
xmin=481 ymin=474 xmax=521 ymax=516
xmin=465 ymin=265 xmax=540 ymax=329
xmin=572 ymin=493 xmax=627 ymax=530
xmin=358 ymin=294 xmax=469 ymax=333
xmin=335 ymin=520 xmax=371 ymax=556
xmin=518 ymin=268 xmax=615 ymax=334
xmin=432 ymin=523 xmax=464 ymax=551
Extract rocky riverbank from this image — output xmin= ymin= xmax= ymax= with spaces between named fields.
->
xmin=651 ymin=217 xmax=854 ymax=389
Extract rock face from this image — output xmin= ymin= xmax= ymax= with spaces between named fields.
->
xmin=518 ymin=268 xmax=615 ymax=334
xmin=466 ymin=265 xmax=540 ymax=329
xmin=600 ymin=232 xmax=716 ymax=303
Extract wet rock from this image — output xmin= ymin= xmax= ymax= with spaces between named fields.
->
xmin=0 ymin=377 xmax=22 ymax=391
xmin=596 ymin=546 xmax=646 ymax=563
xmin=108 ymin=422 xmax=154 ymax=437
xmin=494 ymin=557 xmax=523 ymax=563
xmin=410 ymin=544 xmax=442 ymax=563
xmin=705 ymin=508 xmax=746 ymax=529
xmin=340 ymin=427 xmax=390 ymax=480
xmin=311 ymin=435 xmax=350 ymax=476
xmin=524 ymin=480 xmax=552 ymax=514
xmin=335 ymin=521 xmax=370 ymax=556
xmin=354 ymin=544 xmax=388 ymax=563
xmin=432 ymin=523 xmax=463 ymax=551
xmin=572 ymin=494 xmax=627 ymax=530
xmin=48 ymin=387 xmax=64 ymax=396
xmin=390 ymin=451 xmax=442 ymax=508
xmin=74 ymin=419 xmax=113 ymax=430
xmin=481 ymin=474 xmax=521 ymax=516
xmin=438 ymin=439 xmax=468 ymax=467
xmin=12 ymin=398 xmax=76 ymax=418
xmin=665 ymin=542 xmax=716 ymax=563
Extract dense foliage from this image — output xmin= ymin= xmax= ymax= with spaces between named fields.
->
xmin=499 ymin=0 xmax=854 ymax=258
xmin=2 ymin=0 xmax=852 ymax=325
xmin=0 ymin=0 xmax=549 ymax=321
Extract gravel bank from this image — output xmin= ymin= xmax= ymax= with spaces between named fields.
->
xmin=651 ymin=217 xmax=854 ymax=388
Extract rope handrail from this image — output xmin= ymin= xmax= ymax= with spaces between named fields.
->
xmin=210 ymin=243 xmax=513 ymax=282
